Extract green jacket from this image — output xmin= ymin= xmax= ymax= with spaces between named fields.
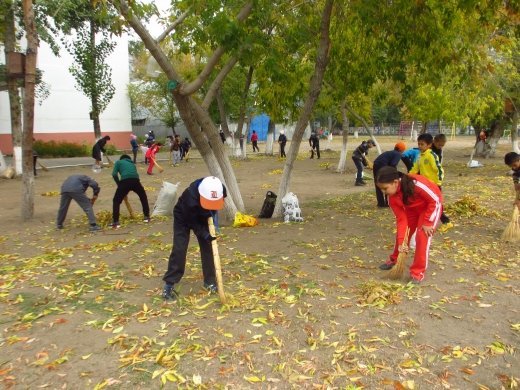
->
xmin=112 ymin=157 xmax=140 ymax=184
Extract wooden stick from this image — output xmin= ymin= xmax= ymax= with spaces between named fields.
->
xmin=123 ymin=196 xmax=136 ymax=218
xmin=150 ymin=156 xmax=164 ymax=173
xmin=208 ymin=216 xmax=227 ymax=304
xmin=105 ymin=154 xmax=114 ymax=167
xmin=38 ymin=161 xmax=49 ymax=171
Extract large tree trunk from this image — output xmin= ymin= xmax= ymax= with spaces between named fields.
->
xmin=345 ymin=103 xmax=382 ymax=155
xmin=265 ymin=119 xmax=275 ymax=155
xmin=236 ymin=66 xmax=254 ymax=156
xmin=90 ymin=20 xmax=102 ymax=138
xmin=512 ymin=109 xmax=519 ymax=154
xmin=273 ymin=0 xmax=334 ymax=217
xmin=4 ymin=0 xmax=23 ymax=175
xmin=216 ymin=87 xmax=232 ymax=143
xmin=115 ymin=0 xmax=245 ymax=217
xmin=21 ymin=0 xmax=37 ymax=221
xmin=483 ymin=122 xmax=504 ymax=158
xmin=336 ymin=102 xmax=349 ymax=173
xmin=173 ymin=94 xmax=238 ymax=218
xmin=189 ymin=97 xmax=245 ymax=212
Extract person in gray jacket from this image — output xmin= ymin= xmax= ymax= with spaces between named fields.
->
xmin=57 ymin=175 xmax=101 ymax=231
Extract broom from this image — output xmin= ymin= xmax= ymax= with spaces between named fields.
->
xmin=388 ymin=227 xmax=410 ymax=280
xmin=501 ymin=206 xmax=520 ymax=242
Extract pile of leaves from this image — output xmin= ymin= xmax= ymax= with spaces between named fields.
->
xmin=445 ymin=195 xmax=489 ymax=217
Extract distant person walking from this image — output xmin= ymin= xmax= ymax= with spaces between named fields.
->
xmin=278 ymin=130 xmax=287 ymax=158
xmin=130 ymin=134 xmax=139 ymax=164
xmin=251 ymin=130 xmax=259 ymax=152
xmin=92 ymin=135 xmax=111 ymax=168
xmin=56 ymin=175 xmax=101 ymax=232
xmin=309 ymin=132 xmax=320 ymax=159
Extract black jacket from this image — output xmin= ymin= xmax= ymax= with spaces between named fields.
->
xmin=352 ymin=142 xmax=371 ymax=165
xmin=174 ymin=178 xmax=227 ymax=237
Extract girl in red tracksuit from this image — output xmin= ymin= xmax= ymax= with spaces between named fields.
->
xmin=146 ymin=142 xmax=162 ymax=175
xmin=376 ymin=166 xmax=442 ymax=283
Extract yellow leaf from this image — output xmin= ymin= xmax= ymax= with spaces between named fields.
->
xmin=81 ymin=354 xmax=92 ymax=360
xmin=112 ymin=326 xmax=124 ymax=334
xmin=244 ymin=375 xmax=264 ymax=383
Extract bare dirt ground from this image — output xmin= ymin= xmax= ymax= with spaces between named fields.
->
xmin=0 ymin=136 xmax=518 ymax=389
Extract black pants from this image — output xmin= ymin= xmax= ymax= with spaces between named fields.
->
xmin=280 ymin=143 xmax=286 ymax=157
xmin=352 ymin=157 xmax=364 ymax=180
xmin=373 ymin=165 xmax=388 ymax=207
xmin=310 ymin=146 xmax=320 ymax=159
xmin=112 ymin=178 xmax=150 ymax=223
xmin=132 ymin=149 xmax=138 ymax=164
xmin=438 ymin=185 xmax=450 ymax=224
xmin=163 ymin=211 xmax=216 ymax=286
xmin=252 ymin=141 xmax=259 ymax=152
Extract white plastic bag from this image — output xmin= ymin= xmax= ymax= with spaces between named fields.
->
xmin=281 ymin=192 xmax=304 ymax=223
xmin=152 ymin=181 xmax=180 ymax=216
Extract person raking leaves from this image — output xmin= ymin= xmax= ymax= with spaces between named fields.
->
xmin=376 ymin=166 xmax=442 ymax=284
xmin=162 ymin=176 xmax=227 ymax=301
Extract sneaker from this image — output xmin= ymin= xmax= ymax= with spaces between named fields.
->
xmin=112 ymin=222 xmax=121 ymax=229
xmin=409 ymin=277 xmax=421 ymax=285
xmin=57 ymin=225 xmax=64 ymax=230
xmin=89 ymin=224 xmax=101 ymax=232
xmin=143 ymin=217 xmax=150 ymax=223
xmin=162 ymin=284 xmax=178 ymax=301
xmin=203 ymin=283 xmax=218 ymax=294
xmin=355 ymin=181 xmax=366 ymax=187
xmin=379 ymin=262 xmax=394 ymax=271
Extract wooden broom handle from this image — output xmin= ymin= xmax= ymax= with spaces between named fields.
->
xmin=208 ymin=216 xmax=227 ymax=304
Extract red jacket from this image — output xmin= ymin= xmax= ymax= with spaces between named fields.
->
xmin=146 ymin=144 xmax=160 ymax=158
xmin=251 ymin=133 xmax=258 ymax=142
xmin=388 ymin=174 xmax=443 ymax=244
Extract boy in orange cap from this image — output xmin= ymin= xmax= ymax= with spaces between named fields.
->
xmin=162 ymin=176 xmax=227 ymax=301
xmin=372 ymin=142 xmax=407 ymax=207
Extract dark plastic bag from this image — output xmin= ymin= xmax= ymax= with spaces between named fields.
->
xmin=258 ymin=191 xmax=277 ymax=218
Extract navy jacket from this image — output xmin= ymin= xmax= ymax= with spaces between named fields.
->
xmin=373 ymin=150 xmax=402 ymax=170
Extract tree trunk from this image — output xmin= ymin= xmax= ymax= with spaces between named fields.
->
xmin=4 ymin=0 xmax=23 ymax=174
xmin=21 ymin=0 xmax=37 ymax=221
xmin=273 ymin=0 xmax=334 ymax=218
xmin=173 ymin=93 xmax=238 ymax=219
xmin=90 ymin=20 xmax=102 ymax=138
xmin=265 ymin=119 xmax=275 ymax=155
xmin=115 ymin=0 xmax=244 ymax=217
xmin=237 ymin=66 xmax=254 ymax=158
xmin=484 ymin=122 xmax=503 ymax=158
xmin=216 ymin=87 xmax=231 ymax=141
xmin=336 ymin=102 xmax=349 ymax=173
xmin=242 ymin=116 xmax=251 ymax=159
xmin=512 ymin=109 xmax=519 ymax=154
xmin=188 ymin=97 xmax=245 ymax=212
xmin=345 ymin=103 xmax=381 ymax=155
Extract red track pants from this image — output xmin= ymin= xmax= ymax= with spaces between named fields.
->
xmin=389 ymin=210 xmax=441 ymax=281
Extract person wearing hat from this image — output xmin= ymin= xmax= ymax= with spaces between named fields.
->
xmin=352 ymin=139 xmax=376 ymax=186
xmin=162 ymin=176 xmax=227 ymax=301
xmin=373 ymin=142 xmax=407 ymax=207
xmin=278 ymin=130 xmax=287 ymax=158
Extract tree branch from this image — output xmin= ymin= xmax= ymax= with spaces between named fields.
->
xmin=179 ymin=1 xmax=253 ymax=96
xmin=113 ymin=0 xmax=183 ymax=82
xmin=155 ymin=7 xmax=191 ymax=44
xmin=201 ymin=56 xmax=239 ymax=110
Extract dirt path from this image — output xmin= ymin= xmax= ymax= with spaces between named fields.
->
xmin=0 ymin=136 xmax=518 ymax=389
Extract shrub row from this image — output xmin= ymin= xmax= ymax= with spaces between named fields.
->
xmin=33 ymin=140 xmax=118 ymax=158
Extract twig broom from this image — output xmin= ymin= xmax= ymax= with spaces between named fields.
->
xmin=501 ymin=206 xmax=520 ymax=242
xmin=388 ymin=227 xmax=410 ymax=280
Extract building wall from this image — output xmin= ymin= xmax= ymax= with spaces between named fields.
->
xmin=0 ymin=34 xmax=132 ymax=154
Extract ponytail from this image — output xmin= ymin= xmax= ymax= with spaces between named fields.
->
xmin=376 ymin=166 xmax=415 ymax=205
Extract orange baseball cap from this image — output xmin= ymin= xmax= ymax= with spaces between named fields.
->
xmin=198 ymin=176 xmax=225 ymax=210
xmin=395 ymin=142 xmax=406 ymax=152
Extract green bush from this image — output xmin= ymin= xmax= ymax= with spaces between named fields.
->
xmin=33 ymin=140 xmax=90 ymax=158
